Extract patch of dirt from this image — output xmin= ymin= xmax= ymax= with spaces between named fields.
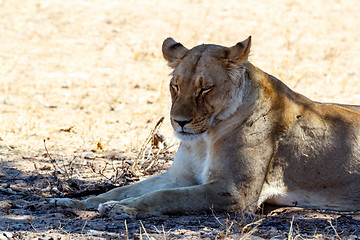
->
xmin=1 ymin=147 xmax=359 ymax=239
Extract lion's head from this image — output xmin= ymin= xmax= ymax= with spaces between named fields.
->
xmin=162 ymin=37 xmax=252 ymax=140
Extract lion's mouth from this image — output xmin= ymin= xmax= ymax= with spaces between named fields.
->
xmin=178 ymin=131 xmax=195 ymax=136
xmin=175 ymin=129 xmax=206 ymax=141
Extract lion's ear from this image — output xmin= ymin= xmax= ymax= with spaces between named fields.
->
xmin=162 ymin=38 xmax=189 ymax=68
xmin=226 ymin=36 xmax=251 ymax=63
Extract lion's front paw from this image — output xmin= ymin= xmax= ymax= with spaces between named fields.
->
xmin=50 ymin=198 xmax=85 ymax=210
xmin=98 ymin=201 xmax=136 ymax=219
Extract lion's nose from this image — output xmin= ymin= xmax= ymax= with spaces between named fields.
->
xmin=174 ymin=119 xmax=192 ymax=128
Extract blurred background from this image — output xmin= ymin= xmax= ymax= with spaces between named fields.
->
xmin=1 ymin=0 xmax=359 ymax=155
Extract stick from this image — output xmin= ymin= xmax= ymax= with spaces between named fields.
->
xmin=28 ymin=218 xmax=38 ymax=232
xmin=132 ymin=117 xmax=165 ymax=170
xmin=328 ymin=219 xmax=341 ymax=240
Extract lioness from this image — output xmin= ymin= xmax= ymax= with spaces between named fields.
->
xmin=53 ymin=37 xmax=360 ymax=216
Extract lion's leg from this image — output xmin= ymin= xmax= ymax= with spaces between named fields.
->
xmin=52 ymin=171 xmax=193 ymax=210
xmin=99 ymin=181 xmax=246 ymax=216
xmin=52 ymin=141 xmax=206 ymax=210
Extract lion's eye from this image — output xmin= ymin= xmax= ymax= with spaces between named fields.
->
xmin=171 ymin=84 xmax=179 ymax=92
xmin=198 ymin=87 xmax=213 ymax=96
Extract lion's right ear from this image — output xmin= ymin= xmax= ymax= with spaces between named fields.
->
xmin=226 ymin=36 xmax=251 ymax=63
xmin=162 ymin=38 xmax=189 ymax=68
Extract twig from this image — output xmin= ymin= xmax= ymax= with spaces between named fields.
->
xmin=225 ymin=218 xmax=234 ymax=236
xmin=139 ymin=220 xmax=154 ymax=240
xmin=210 ymin=205 xmax=224 ymax=226
xmin=241 ymin=218 xmax=264 ymax=239
xmin=288 ymin=216 xmax=295 ymax=240
xmin=328 ymin=219 xmax=341 ymax=240
xmin=0 ymin=136 xmax=13 ymax=150
xmin=28 ymin=218 xmax=38 ymax=232
xmin=162 ymin=225 xmax=167 ymax=240
xmin=88 ymin=158 xmax=126 ymax=185
xmin=152 ymin=225 xmax=168 ymax=240
xmin=59 ymin=125 xmax=76 ymax=133
xmin=125 ymin=220 xmax=129 ymax=240
xmin=132 ymin=117 xmax=164 ymax=170
xmin=144 ymin=148 xmax=162 ymax=172
xmin=55 ymin=220 xmax=72 ymax=237
xmin=242 ymin=217 xmax=264 ymax=231
xmin=43 ymin=139 xmax=72 ymax=179
xmin=88 ymin=159 xmax=112 ymax=181
xmin=44 ymin=139 xmax=64 ymax=174
xmin=139 ymin=224 xmax=142 ymax=240
xmin=43 ymin=139 xmax=55 ymax=162
xmin=81 ymin=219 xmax=88 ymax=234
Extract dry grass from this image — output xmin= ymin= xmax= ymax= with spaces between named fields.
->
xmin=1 ymin=0 xmax=360 ymax=156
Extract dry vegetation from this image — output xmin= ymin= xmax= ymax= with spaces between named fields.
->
xmin=0 ymin=0 xmax=360 ymax=239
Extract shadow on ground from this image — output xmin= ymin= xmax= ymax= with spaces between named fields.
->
xmin=0 ymin=151 xmax=359 ymax=239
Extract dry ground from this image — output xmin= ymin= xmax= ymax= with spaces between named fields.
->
xmin=0 ymin=0 xmax=360 ymax=239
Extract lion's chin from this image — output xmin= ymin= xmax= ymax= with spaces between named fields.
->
xmin=174 ymin=131 xmax=205 ymax=141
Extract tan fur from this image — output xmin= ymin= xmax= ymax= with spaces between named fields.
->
xmin=52 ymin=37 xmax=360 ymax=216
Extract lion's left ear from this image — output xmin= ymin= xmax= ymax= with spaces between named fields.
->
xmin=226 ymin=36 xmax=251 ymax=63
xmin=162 ymin=38 xmax=189 ymax=68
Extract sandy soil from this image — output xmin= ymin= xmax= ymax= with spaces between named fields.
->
xmin=1 ymin=0 xmax=360 ymax=239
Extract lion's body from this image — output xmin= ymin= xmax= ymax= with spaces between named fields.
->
xmin=53 ymin=37 xmax=360 ymax=216
xmin=248 ymin=65 xmax=360 ymax=211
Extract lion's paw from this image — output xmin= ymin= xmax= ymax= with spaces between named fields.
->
xmin=50 ymin=198 xmax=85 ymax=209
xmin=98 ymin=201 xmax=136 ymax=219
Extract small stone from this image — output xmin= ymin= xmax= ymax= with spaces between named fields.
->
xmin=38 ymin=236 xmax=54 ymax=240
xmin=1 ymin=232 xmax=13 ymax=239
xmin=84 ymin=153 xmax=95 ymax=159
xmin=87 ymin=230 xmax=100 ymax=236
